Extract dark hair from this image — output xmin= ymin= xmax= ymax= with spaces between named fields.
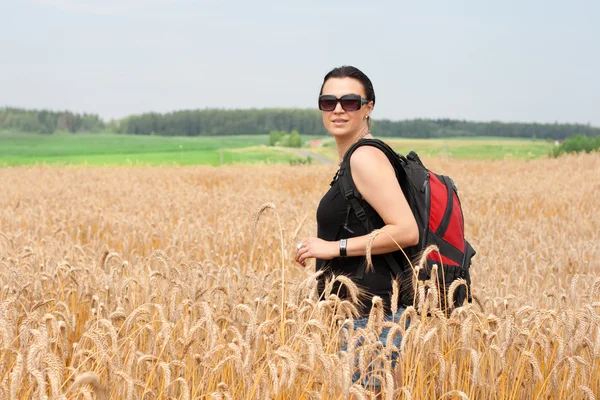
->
xmin=319 ymin=65 xmax=375 ymax=125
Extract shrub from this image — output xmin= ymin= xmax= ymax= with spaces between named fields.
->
xmin=549 ymin=134 xmax=600 ymax=157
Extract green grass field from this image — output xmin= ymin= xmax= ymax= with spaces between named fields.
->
xmin=315 ymin=136 xmax=554 ymax=161
xmin=385 ymin=137 xmax=553 ymax=159
xmin=0 ymin=131 xmax=554 ymax=167
xmin=0 ymin=132 xmax=308 ymax=166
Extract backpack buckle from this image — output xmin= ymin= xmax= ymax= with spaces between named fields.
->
xmin=355 ymin=207 xmax=366 ymax=221
xmin=344 ymin=189 xmax=359 ymax=199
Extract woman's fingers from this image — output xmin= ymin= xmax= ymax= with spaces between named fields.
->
xmin=298 ymin=247 xmax=312 ymax=263
xmin=296 ymin=237 xmax=334 ymax=266
xmin=295 ymin=238 xmax=311 ymax=266
xmin=296 ymin=246 xmax=309 ymax=261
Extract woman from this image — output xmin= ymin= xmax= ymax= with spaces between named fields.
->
xmin=295 ymin=65 xmax=419 ymax=316
xmin=294 ymin=66 xmax=419 ymax=389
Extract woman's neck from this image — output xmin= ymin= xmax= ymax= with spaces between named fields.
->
xmin=336 ymin=129 xmax=372 ymax=164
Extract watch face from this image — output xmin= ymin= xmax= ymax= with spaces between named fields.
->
xmin=340 ymin=239 xmax=348 ymax=257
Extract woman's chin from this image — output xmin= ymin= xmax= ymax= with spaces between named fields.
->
xmin=328 ymin=127 xmax=352 ymax=138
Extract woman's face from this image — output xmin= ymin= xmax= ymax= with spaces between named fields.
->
xmin=320 ymin=77 xmax=373 ymax=139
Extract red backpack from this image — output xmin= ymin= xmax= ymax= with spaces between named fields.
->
xmin=338 ymin=139 xmax=476 ymax=310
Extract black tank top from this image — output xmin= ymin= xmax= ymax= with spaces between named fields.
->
xmin=316 ymin=168 xmax=407 ymax=316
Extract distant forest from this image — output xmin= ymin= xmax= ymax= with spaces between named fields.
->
xmin=2 ymin=107 xmax=599 ymax=140
xmin=0 ymin=108 xmax=105 ymax=134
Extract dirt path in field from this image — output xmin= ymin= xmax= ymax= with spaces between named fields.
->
xmin=276 ymin=147 xmax=335 ymax=165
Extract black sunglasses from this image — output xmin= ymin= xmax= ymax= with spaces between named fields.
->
xmin=318 ymin=94 xmax=370 ymax=112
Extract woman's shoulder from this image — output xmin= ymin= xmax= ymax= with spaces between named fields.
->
xmin=349 ymin=143 xmax=393 ymax=173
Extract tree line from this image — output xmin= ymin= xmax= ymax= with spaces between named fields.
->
xmin=2 ymin=107 xmax=599 ymax=140
xmin=0 ymin=107 xmax=105 ymax=134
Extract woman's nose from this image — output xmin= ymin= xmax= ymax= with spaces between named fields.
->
xmin=333 ymin=101 xmax=344 ymax=113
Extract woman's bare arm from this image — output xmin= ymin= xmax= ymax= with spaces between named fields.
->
xmin=344 ymin=145 xmax=419 ymax=256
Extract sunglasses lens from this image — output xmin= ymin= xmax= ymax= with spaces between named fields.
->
xmin=319 ymin=96 xmax=337 ymax=111
xmin=340 ymin=95 xmax=361 ymax=111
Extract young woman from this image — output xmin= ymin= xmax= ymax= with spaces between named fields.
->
xmin=295 ymin=65 xmax=419 ymax=318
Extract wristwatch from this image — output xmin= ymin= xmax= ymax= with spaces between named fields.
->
xmin=339 ymin=239 xmax=348 ymax=258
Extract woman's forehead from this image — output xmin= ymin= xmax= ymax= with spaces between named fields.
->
xmin=322 ymin=77 xmax=365 ymax=97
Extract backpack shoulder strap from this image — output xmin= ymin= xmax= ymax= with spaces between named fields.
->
xmin=337 ymin=138 xmax=407 ymax=279
xmin=338 ymin=138 xmax=401 ymax=230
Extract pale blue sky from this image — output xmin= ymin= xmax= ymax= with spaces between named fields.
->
xmin=1 ymin=1 xmax=599 ymax=125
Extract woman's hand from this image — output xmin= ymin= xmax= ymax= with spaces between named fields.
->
xmin=295 ymin=237 xmax=338 ymax=267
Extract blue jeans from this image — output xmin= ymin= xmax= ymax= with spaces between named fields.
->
xmin=340 ymin=308 xmax=406 ymax=387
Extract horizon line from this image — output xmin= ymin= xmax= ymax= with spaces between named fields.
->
xmin=1 ymin=105 xmax=598 ymax=128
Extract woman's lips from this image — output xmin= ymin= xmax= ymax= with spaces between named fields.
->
xmin=332 ymin=119 xmax=347 ymax=126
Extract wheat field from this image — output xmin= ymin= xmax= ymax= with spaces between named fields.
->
xmin=0 ymin=153 xmax=599 ymax=399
